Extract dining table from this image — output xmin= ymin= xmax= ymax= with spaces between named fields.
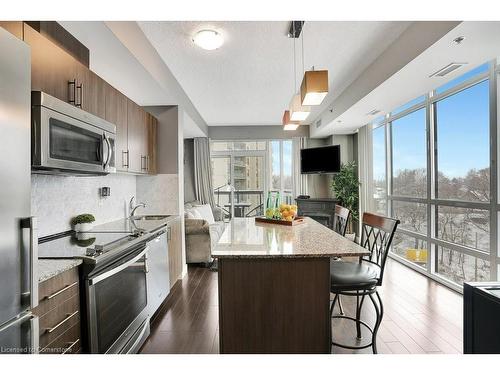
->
xmin=212 ymin=217 xmax=370 ymax=354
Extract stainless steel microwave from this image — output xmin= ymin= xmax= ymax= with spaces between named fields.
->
xmin=31 ymin=91 xmax=116 ymax=175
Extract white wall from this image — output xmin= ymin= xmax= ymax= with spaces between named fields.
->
xmin=31 ymin=173 xmax=136 ymax=237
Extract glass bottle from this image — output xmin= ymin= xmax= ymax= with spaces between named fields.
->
xmin=274 ymin=192 xmax=281 ymax=219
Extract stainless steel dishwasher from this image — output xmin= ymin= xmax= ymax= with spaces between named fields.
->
xmin=146 ymin=227 xmax=171 ymax=316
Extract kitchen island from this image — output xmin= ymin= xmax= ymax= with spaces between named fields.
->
xmin=212 ymin=217 xmax=370 ymax=354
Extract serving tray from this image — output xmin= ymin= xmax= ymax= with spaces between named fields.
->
xmin=254 ymin=216 xmax=306 ymax=226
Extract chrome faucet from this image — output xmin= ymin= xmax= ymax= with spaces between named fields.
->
xmin=129 ymin=196 xmax=146 ymax=218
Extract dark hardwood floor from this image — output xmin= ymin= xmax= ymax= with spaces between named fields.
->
xmin=139 ymin=259 xmax=463 ymax=354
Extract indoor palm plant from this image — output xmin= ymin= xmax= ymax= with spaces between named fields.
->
xmin=331 ymin=161 xmax=360 ymax=235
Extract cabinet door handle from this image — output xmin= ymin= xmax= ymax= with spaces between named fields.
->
xmin=141 ymin=155 xmax=147 ymax=171
xmin=45 ymin=281 xmax=78 ymax=300
xmin=76 ymin=82 xmax=83 ymax=108
xmin=46 ymin=311 xmax=79 ymax=333
xmin=62 ymin=339 xmax=80 ymax=354
xmin=68 ymin=79 xmax=76 ymax=105
xmin=122 ymin=150 xmax=129 ymax=168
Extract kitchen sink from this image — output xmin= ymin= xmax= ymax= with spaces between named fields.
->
xmin=131 ymin=215 xmax=170 ymax=221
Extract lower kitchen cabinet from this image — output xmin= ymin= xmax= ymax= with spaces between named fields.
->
xmin=168 ymin=216 xmax=184 ymax=287
xmin=33 ymin=267 xmax=81 ymax=354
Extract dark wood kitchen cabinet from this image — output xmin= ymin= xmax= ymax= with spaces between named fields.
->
xmin=168 ymin=217 xmax=184 ymax=287
xmin=24 ymin=23 xmax=106 ymax=119
xmin=76 ymin=65 xmax=106 ymax=119
xmin=127 ymin=99 xmax=145 ymax=173
xmin=33 ymin=266 xmax=81 ymax=354
xmin=0 ymin=21 xmax=23 ymax=39
xmin=24 ymin=23 xmax=77 ymax=105
xmin=2 ymin=21 xmax=158 ymax=175
xmin=147 ymin=114 xmax=158 ymax=175
xmin=104 ymin=83 xmax=129 ymax=171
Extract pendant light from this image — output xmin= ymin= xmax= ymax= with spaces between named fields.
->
xmin=301 ymin=69 xmax=329 ymax=105
xmin=300 ymin=25 xmax=329 ymax=106
xmin=282 ymin=110 xmax=300 ymax=131
xmin=289 ymin=21 xmax=310 ymax=122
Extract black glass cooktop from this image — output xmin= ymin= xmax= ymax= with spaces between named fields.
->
xmin=38 ymin=231 xmax=140 ymax=259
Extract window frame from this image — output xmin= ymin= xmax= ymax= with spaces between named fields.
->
xmin=369 ymin=61 xmax=499 ymax=291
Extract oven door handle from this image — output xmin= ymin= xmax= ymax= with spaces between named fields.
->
xmin=88 ymin=245 xmax=149 ymax=286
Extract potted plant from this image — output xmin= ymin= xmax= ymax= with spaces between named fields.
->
xmin=331 ymin=161 xmax=360 ymax=240
xmin=71 ymin=213 xmax=96 ymax=232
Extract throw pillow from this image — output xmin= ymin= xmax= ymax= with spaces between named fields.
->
xmin=194 ymin=204 xmax=215 ymax=225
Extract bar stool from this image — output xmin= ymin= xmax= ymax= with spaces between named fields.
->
xmin=331 ymin=205 xmax=351 ymax=315
xmin=330 ymin=212 xmax=399 ymax=354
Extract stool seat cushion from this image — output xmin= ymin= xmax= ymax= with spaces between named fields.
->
xmin=330 ymin=261 xmax=379 ymax=292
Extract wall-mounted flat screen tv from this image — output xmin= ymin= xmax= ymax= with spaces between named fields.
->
xmin=300 ymin=145 xmax=341 ymax=174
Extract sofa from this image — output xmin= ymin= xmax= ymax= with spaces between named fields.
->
xmin=184 ymin=201 xmax=226 ymax=264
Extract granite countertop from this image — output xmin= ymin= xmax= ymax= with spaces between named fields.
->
xmin=90 ymin=215 xmax=178 ymax=234
xmin=212 ymin=217 xmax=370 ymax=259
xmin=38 ymin=259 xmax=82 ymax=282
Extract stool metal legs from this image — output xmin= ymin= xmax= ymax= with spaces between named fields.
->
xmin=330 ymin=289 xmax=383 ymax=354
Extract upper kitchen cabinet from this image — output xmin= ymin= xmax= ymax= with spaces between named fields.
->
xmin=127 ymin=99 xmax=146 ymax=174
xmin=127 ymin=100 xmax=157 ymax=175
xmin=24 ymin=23 xmax=77 ymax=104
xmin=0 ymin=21 xmax=23 ymax=39
xmin=104 ymin=83 xmax=128 ymax=172
xmin=24 ymin=23 xmax=105 ymax=119
xmin=75 ymin=65 xmax=106 ymax=119
xmin=147 ymin=114 xmax=158 ymax=175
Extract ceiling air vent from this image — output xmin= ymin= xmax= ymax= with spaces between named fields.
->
xmin=429 ymin=62 xmax=467 ymax=78
xmin=366 ymin=109 xmax=381 ymax=116
xmin=315 ymin=119 xmax=322 ymax=128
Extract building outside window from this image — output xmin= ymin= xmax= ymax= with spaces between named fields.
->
xmin=210 ymin=140 xmax=295 ymax=218
xmin=369 ymin=61 xmax=497 ymax=289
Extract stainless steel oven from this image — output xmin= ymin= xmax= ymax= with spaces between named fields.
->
xmin=85 ymin=243 xmax=150 ymax=353
xmin=31 ymin=91 xmax=116 ymax=175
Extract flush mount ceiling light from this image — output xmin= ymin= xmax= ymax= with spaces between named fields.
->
xmin=282 ymin=110 xmax=300 ymax=131
xmin=192 ymin=30 xmax=224 ymax=50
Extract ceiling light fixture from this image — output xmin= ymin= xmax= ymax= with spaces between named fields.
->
xmin=301 ymin=69 xmax=329 ymax=105
xmin=299 ymin=25 xmax=329 ymax=106
xmin=289 ymin=94 xmax=310 ymax=121
xmin=192 ymin=29 xmax=224 ymax=50
xmin=288 ymin=21 xmax=310 ymax=123
xmin=282 ymin=110 xmax=300 ymax=131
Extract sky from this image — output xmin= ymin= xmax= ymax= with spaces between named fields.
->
xmin=272 ymin=140 xmax=293 ymax=179
xmin=373 ymin=63 xmax=490 ymax=181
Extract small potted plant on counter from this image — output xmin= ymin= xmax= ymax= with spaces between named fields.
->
xmin=71 ymin=213 xmax=96 ymax=233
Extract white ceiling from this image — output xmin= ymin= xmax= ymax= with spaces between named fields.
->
xmin=138 ymin=21 xmax=411 ymax=126
xmin=315 ymin=21 xmax=500 ymax=135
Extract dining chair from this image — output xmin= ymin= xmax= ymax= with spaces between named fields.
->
xmin=330 ymin=212 xmax=399 ymax=354
xmin=331 ymin=204 xmax=351 ymax=315
xmin=332 ymin=204 xmax=350 ymax=237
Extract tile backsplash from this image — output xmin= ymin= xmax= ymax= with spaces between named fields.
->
xmin=136 ymin=174 xmax=180 ymax=216
xmin=32 ymin=173 xmax=136 ymax=237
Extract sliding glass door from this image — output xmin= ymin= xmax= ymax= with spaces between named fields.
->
xmin=211 ymin=142 xmax=266 ymax=219
xmin=211 ymin=140 xmax=295 ymax=219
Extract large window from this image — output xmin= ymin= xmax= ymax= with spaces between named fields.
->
xmin=435 ymin=80 xmax=490 ymax=202
xmin=370 ymin=61 xmax=497 ymax=289
xmin=391 ymin=108 xmax=427 ymax=198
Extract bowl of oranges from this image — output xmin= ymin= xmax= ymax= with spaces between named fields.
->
xmin=278 ymin=204 xmax=298 ymax=222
